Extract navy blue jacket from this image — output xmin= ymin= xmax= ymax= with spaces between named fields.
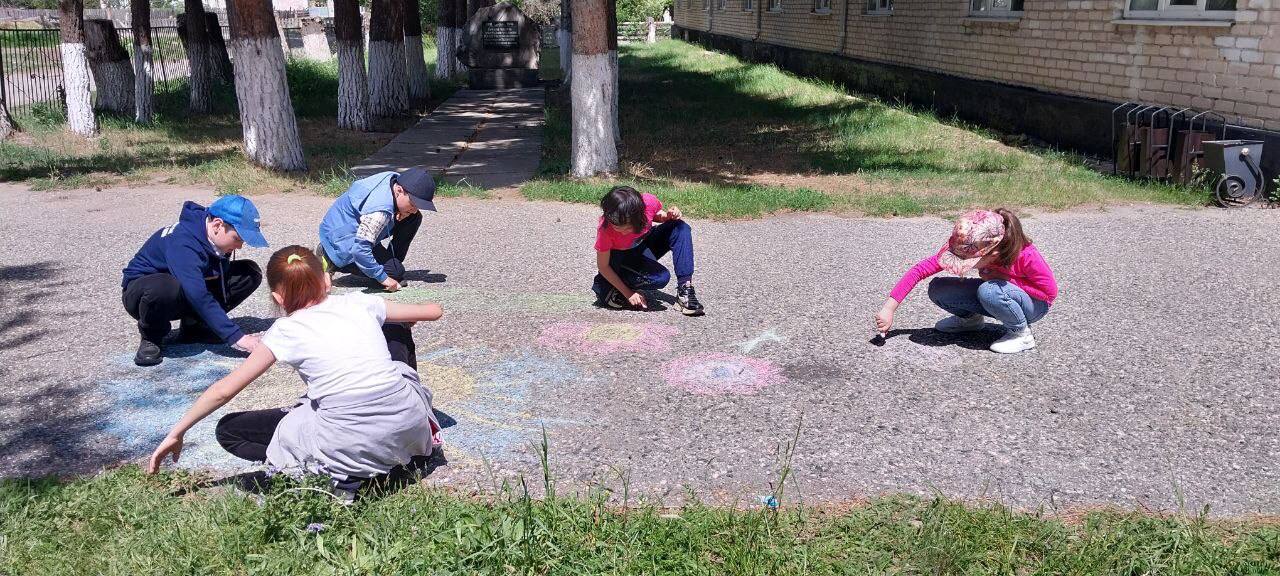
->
xmin=122 ymin=201 xmax=245 ymax=344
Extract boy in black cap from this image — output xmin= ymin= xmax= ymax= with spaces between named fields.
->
xmin=121 ymin=195 xmax=268 ymax=366
xmin=317 ymin=168 xmax=437 ymax=292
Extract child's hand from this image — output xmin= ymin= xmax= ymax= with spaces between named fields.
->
xmin=666 ymin=207 xmax=683 ymax=220
xmin=627 ymin=292 xmax=648 ymax=309
xmin=382 ymin=277 xmax=402 ymax=292
xmin=234 ymin=334 xmax=261 ymax=353
xmin=147 ymin=434 xmax=184 ymax=474
xmin=874 ymin=299 xmax=897 ymax=333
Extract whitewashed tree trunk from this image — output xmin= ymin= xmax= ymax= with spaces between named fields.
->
xmin=558 ymin=27 xmax=571 ymax=80
xmin=230 ymin=36 xmax=306 ymax=171
xmin=368 ymin=41 xmax=408 ymax=116
xmin=337 ymin=40 xmax=371 ymax=131
xmin=404 ymin=34 xmax=429 ymax=102
xmin=646 ymin=18 xmax=656 ymax=43
xmin=0 ymin=96 xmax=14 ymax=140
xmin=61 ymin=43 xmax=97 ymax=136
xmin=300 ymin=18 xmax=331 ymax=60
xmin=434 ymin=26 xmax=455 ymax=79
xmin=131 ymin=0 xmax=154 ymax=123
xmin=609 ymin=48 xmax=618 ymax=145
xmin=570 ymin=52 xmax=616 ymax=177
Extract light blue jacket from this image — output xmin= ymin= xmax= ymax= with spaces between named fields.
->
xmin=319 ymin=171 xmax=398 ymax=282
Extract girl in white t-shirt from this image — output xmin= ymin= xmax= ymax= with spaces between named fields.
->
xmin=147 ymin=245 xmax=444 ymax=489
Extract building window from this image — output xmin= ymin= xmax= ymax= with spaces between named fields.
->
xmin=744 ymin=0 xmax=754 ymax=10
xmin=814 ymin=0 xmax=831 ymax=11
xmin=717 ymin=0 xmax=727 ymax=9
xmin=703 ymin=0 xmax=709 ymax=10
xmin=1126 ymin=0 xmax=1236 ymax=19
xmin=866 ymin=0 xmax=892 ymax=13
xmin=768 ymin=0 xmax=782 ymax=11
xmin=970 ymin=0 xmax=1023 ymax=16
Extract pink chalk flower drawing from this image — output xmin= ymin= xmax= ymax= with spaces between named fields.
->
xmin=661 ymin=353 xmax=785 ymax=396
xmin=538 ymin=322 xmax=679 ymax=355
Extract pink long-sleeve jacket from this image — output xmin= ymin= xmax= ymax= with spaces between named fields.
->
xmin=889 ymin=243 xmax=1059 ymax=305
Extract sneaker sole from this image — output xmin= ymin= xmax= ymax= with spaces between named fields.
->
xmin=679 ymin=305 xmax=705 ymax=316
xmin=134 ymin=355 xmax=163 ymax=367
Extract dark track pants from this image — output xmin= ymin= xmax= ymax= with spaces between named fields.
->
xmin=592 ymin=220 xmax=696 ymax=302
xmin=121 ymin=260 xmax=262 ymax=343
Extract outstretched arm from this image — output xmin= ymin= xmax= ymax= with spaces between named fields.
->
xmin=147 ymin=346 xmax=276 ymax=473
xmin=597 ymin=250 xmax=645 ymax=308
xmin=384 ymin=300 xmax=443 ymax=323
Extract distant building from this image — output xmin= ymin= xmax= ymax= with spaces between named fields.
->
xmin=673 ymin=0 xmax=1280 ymax=167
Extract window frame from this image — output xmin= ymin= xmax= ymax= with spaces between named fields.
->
xmin=744 ymin=0 xmax=755 ymax=11
xmin=768 ymin=0 xmax=783 ymax=12
xmin=968 ymin=0 xmax=1023 ymax=17
xmin=716 ymin=0 xmax=727 ymax=10
xmin=813 ymin=0 xmax=832 ymax=13
xmin=865 ymin=0 xmax=892 ymax=14
xmin=703 ymin=0 xmax=710 ymax=10
xmin=1124 ymin=0 xmax=1236 ymax=20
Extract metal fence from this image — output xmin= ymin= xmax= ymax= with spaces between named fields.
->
xmin=0 ymin=24 xmax=308 ymax=111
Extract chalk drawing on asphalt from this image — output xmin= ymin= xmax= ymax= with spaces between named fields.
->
xmin=661 ymin=353 xmax=785 ymax=396
xmin=733 ymin=329 xmax=787 ymax=354
xmin=537 ymin=321 xmax=679 ymax=355
xmin=419 ymin=346 xmax=586 ymax=461
xmin=348 ymin=286 xmax=586 ymax=314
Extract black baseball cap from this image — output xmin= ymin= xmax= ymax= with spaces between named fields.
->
xmin=394 ymin=168 xmax=437 ymax=212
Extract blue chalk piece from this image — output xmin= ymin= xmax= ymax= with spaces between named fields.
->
xmin=760 ymin=495 xmax=779 ymax=509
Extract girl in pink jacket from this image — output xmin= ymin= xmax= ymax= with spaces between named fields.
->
xmin=875 ymin=208 xmax=1058 ymax=354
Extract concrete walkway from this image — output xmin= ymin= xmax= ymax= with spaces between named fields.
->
xmin=352 ymin=88 xmax=544 ymax=189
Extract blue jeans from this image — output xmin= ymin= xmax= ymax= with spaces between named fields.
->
xmin=927 ymin=277 xmax=1049 ymax=332
xmin=593 ymin=220 xmax=695 ymax=302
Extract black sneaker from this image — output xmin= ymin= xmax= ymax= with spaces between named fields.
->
xmin=134 ymin=339 xmax=163 ymax=366
xmin=603 ymin=288 xmax=628 ymax=310
xmin=677 ymin=284 xmax=705 ymax=316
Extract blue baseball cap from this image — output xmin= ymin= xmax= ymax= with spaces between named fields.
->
xmin=208 ymin=195 xmax=268 ymax=248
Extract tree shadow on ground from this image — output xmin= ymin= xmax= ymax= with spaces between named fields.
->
xmin=0 ymin=261 xmax=123 ymax=479
xmin=541 ymin=43 xmax=1027 ymax=189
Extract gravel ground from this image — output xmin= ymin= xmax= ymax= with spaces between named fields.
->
xmin=1 ymin=182 xmax=1277 ymax=517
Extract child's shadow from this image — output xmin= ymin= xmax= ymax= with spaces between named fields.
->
xmin=333 ymin=270 xmax=447 ymax=289
xmin=159 ymin=317 xmax=278 ymax=360
xmin=876 ymin=327 xmax=1003 ymax=351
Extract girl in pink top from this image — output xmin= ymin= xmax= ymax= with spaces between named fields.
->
xmin=874 ymin=208 xmax=1057 ymax=354
xmin=593 ymin=186 xmax=705 ymax=316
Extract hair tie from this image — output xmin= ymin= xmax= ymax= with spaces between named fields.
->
xmin=287 ymin=254 xmax=304 ymax=264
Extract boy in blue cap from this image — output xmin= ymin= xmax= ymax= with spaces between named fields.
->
xmin=317 ymin=168 xmax=437 ymax=292
xmin=122 ymin=195 xmax=268 ymax=366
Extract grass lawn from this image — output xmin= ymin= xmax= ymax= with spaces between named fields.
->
xmin=528 ymin=40 xmax=1208 ymax=218
xmin=0 ymin=45 xmax=459 ymax=198
xmin=2 ymin=467 xmax=1278 ymax=574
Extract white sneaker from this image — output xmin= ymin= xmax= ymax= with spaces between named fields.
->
xmin=934 ymin=314 xmax=986 ymax=333
xmin=990 ymin=328 xmax=1036 ymax=354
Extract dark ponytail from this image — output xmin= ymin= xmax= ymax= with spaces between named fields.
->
xmin=600 ymin=186 xmax=648 ymax=233
xmin=992 ymin=208 xmax=1030 ymax=266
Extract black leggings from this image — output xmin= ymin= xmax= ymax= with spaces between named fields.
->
xmin=215 ymin=323 xmax=418 ymax=462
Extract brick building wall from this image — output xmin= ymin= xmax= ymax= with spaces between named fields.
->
xmin=675 ymin=0 xmax=1280 ymax=131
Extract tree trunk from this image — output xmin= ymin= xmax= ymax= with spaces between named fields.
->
xmin=300 ymin=16 xmax=330 ymax=60
xmin=435 ymin=0 xmax=456 ymax=79
xmin=59 ymin=0 xmax=97 ymax=136
xmin=205 ymin=12 xmax=235 ymax=84
xmin=453 ymin=0 xmax=468 ymax=74
xmin=85 ymin=19 xmax=135 ymax=114
xmin=645 ymin=17 xmax=655 ymax=43
xmin=130 ymin=0 xmax=153 ymax=123
xmin=402 ymin=0 xmax=429 ymax=104
xmin=606 ymin=0 xmax=618 ymax=145
xmin=333 ymin=0 xmax=371 ymax=131
xmin=0 ymin=82 xmax=14 ymax=140
xmin=558 ymin=0 xmax=571 ymax=81
xmin=180 ymin=0 xmax=214 ymax=113
xmin=367 ymin=0 xmax=407 ymax=117
xmin=569 ymin=0 xmax=616 ymax=177
xmin=227 ymin=0 xmax=307 ymax=171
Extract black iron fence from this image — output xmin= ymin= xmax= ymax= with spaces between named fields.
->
xmin=0 ymin=24 xmax=306 ymax=112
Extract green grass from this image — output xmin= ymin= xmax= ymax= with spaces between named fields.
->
xmin=524 ymin=178 xmax=831 ymax=218
xmin=2 ymin=467 xmax=1278 ymax=574
xmin=1 ymin=44 xmax=458 ymax=196
xmin=526 ymin=40 xmax=1209 ymax=218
